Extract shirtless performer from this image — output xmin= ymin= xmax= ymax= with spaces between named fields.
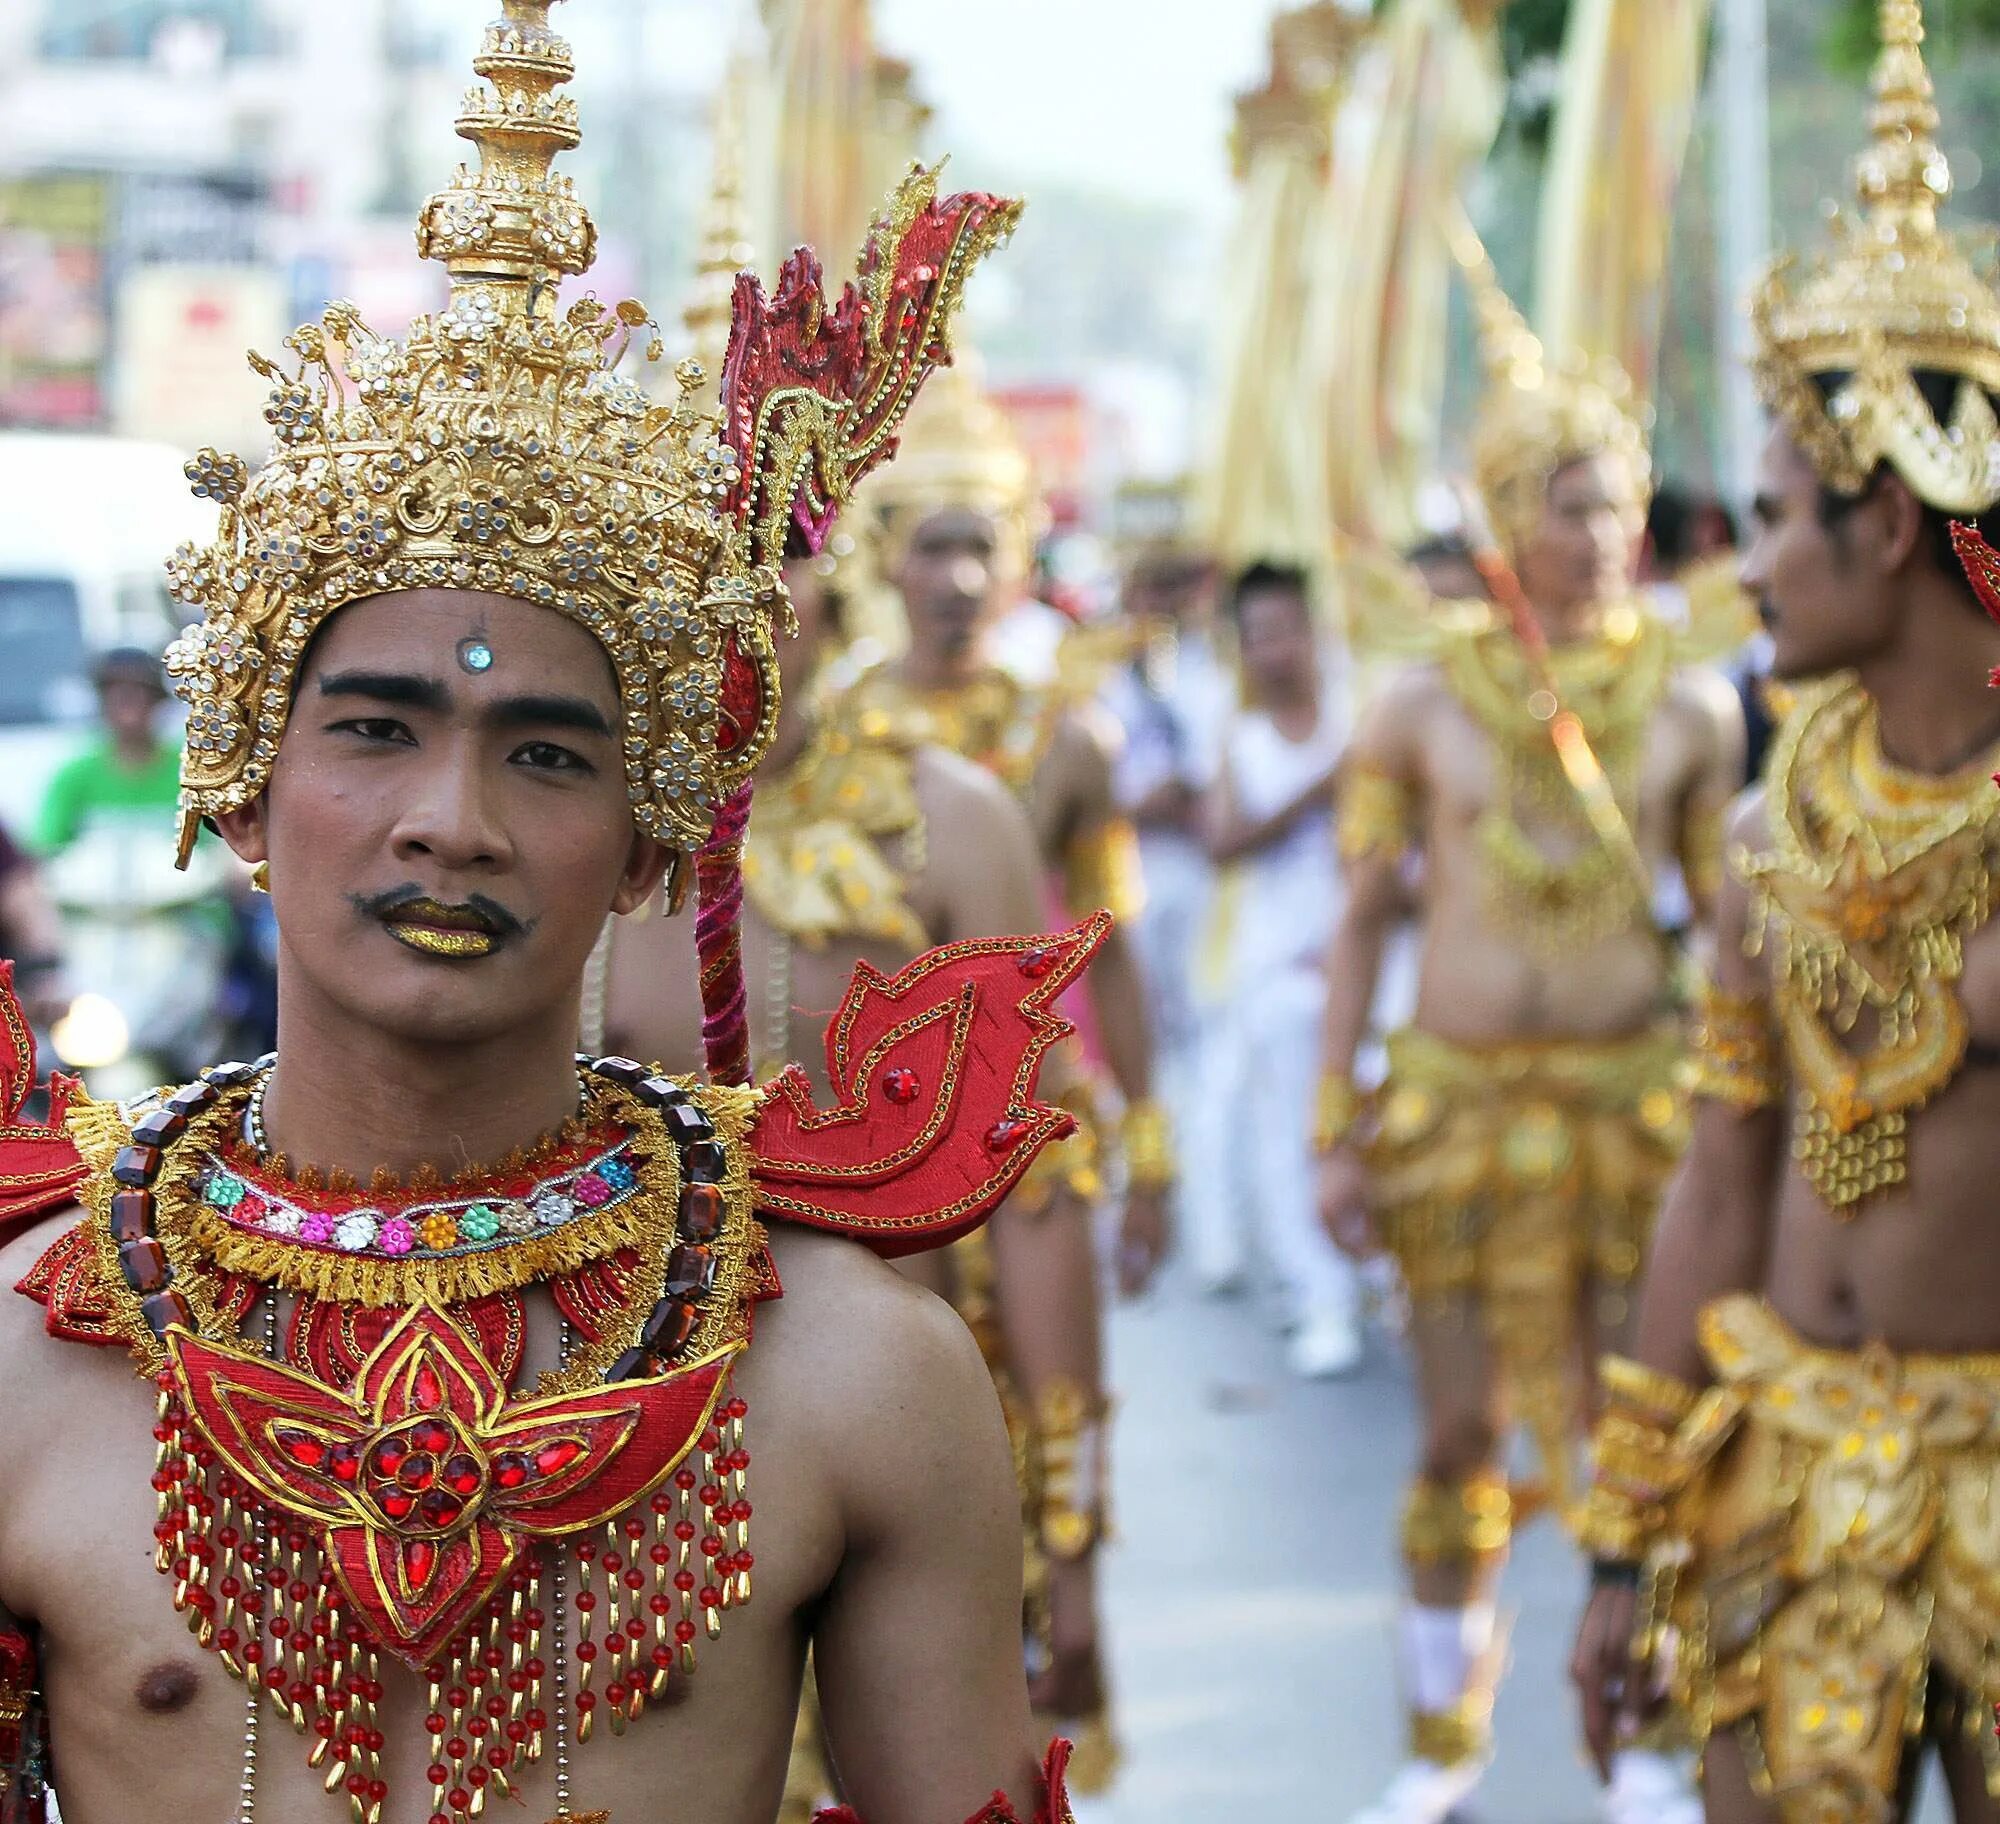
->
xmin=604 ymin=532 xmax=1114 ymax=1762
xmin=0 ymin=12 xmax=1083 ymax=1823
xmin=1571 ymin=8 xmax=2000 ymax=1818
xmin=843 ymin=368 xmax=1172 ymax=1295
xmin=1315 ymin=243 xmax=1743 ymax=1823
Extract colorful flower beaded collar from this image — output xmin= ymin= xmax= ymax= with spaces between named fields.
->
xmin=196 ymin=1140 xmax=642 ymax=1262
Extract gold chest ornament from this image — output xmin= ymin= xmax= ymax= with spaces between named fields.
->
xmin=1743 ymin=674 xmax=2000 ymax=1211
xmin=1441 ymin=602 xmax=1671 ymax=955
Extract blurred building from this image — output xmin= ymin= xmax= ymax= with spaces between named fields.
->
xmin=0 ymin=0 xmax=705 ymax=448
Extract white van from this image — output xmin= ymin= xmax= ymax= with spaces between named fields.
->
xmin=0 ymin=431 xmax=215 ymax=831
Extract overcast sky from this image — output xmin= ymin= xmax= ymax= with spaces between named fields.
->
xmin=873 ymin=0 xmax=1296 ymax=220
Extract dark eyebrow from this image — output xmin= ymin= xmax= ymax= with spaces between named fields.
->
xmin=485 ymin=694 xmax=615 ymax=738
xmin=316 ymin=670 xmax=449 ymax=711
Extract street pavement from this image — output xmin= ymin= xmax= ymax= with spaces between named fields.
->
xmin=1078 ymin=1261 xmax=1954 ymax=1824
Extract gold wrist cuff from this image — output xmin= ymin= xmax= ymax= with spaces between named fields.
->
xmin=1119 ymin=1099 xmax=1174 ymax=1191
xmin=1313 ymin=1071 xmax=1366 ymax=1152
xmin=1600 ymin=1355 xmax=1699 ymax=1427
xmin=1576 ymin=1360 xmax=1705 ymax=1560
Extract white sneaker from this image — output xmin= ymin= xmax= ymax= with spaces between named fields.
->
xmin=1288 ymin=1309 xmax=1363 ymax=1379
xmin=1347 ymin=1756 xmax=1487 ymax=1824
xmin=1603 ymin=1749 xmax=1702 ymax=1824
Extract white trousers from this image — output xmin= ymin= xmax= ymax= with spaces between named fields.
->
xmin=1131 ymin=838 xmax=1213 ymax=1219
xmin=1187 ymin=961 xmax=1357 ymax=1323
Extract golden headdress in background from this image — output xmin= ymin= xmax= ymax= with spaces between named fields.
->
xmin=1448 ymin=208 xmax=1650 ymax=555
xmin=1751 ymin=0 xmax=2000 ymax=512
xmin=855 ymin=355 xmax=1046 ymax=580
xmin=163 ymin=0 xmax=1017 ymax=863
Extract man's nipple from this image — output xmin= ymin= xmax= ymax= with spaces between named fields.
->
xmin=134 ymin=1659 xmax=203 ymax=1714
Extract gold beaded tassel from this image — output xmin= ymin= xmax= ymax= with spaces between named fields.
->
xmin=674 ymin=1460 xmax=700 ymax=1674
xmin=725 ymin=1393 xmax=752 ymax=1606
xmin=522 ymin=1556 xmax=548 ymax=1764
xmin=599 ymin=1517 xmax=631 ymax=1735
xmin=573 ymin=1538 xmax=598 ymax=1742
xmin=647 ymin=1489 xmax=676 ymax=1698
xmin=697 ymin=1424 xmax=727 ymax=1642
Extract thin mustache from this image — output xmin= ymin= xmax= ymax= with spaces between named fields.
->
xmin=348 ymin=884 xmax=529 ymax=939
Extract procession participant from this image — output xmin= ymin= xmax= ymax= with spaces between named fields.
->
xmin=1101 ymin=540 xmax=1227 ymax=1245
xmin=0 ymin=10 xmax=1090 ymax=1822
xmin=604 ymin=525 xmax=1115 ymax=1773
xmin=845 ymin=365 xmax=1173 ymax=1297
xmin=1189 ymin=561 xmax=1361 ymax=1376
xmin=1316 ymin=240 xmax=1743 ymax=1822
xmin=1572 ymin=7 xmax=2000 ymax=1818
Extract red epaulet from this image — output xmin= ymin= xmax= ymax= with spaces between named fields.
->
xmin=748 ymin=917 xmax=1108 ymax=1258
xmin=0 ymin=962 xmax=85 ymax=1250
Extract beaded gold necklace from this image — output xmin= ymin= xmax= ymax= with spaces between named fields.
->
xmin=850 ymin=665 xmax=1061 ymax=801
xmin=1441 ymin=600 xmax=1672 ymax=954
xmin=1744 ymin=674 xmax=2000 ymax=1211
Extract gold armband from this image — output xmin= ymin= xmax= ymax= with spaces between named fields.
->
xmin=1119 ymin=1098 xmax=1174 ymax=1191
xmin=1574 ymin=1356 xmax=1701 ymax=1563
xmin=1062 ymin=818 xmax=1145 ymax=923
xmin=1680 ymin=801 xmax=1726 ymax=908
xmin=1337 ymin=764 xmax=1416 ymax=866
xmin=1035 ymin=1377 xmax=1109 ymax=1561
xmin=1688 ymin=978 xmax=1782 ymax=1111
xmin=1313 ymin=1071 xmax=1367 ymax=1152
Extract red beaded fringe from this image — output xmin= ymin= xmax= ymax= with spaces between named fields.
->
xmin=151 ymin=1376 xmax=752 ymax=1823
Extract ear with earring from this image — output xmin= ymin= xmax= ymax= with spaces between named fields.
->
xmin=250 ymin=861 xmax=270 ymax=894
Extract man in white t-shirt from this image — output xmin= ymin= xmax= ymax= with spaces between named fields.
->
xmin=1189 ymin=562 xmax=1360 ymax=1377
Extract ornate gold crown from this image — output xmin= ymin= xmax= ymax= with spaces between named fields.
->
xmin=855 ymin=355 xmax=1046 ymax=578
xmin=1449 ymin=209 xmax=1650 ymax=554
xmin=164 ymin=0 xmax=1017 ymax=863
xmin=1752 ymin=0 xmax=2000 ymax=511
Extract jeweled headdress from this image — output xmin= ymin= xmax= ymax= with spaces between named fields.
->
xmin=164 ymin=0 xmax=1018 ymax=866
xmin=854 ymin=355 xmax=1046 ymax=579
xmin=1449 ymin=211 xmax=1650 ymax=555
xmin=1752 ymin=0 xmax=2000 ymax=512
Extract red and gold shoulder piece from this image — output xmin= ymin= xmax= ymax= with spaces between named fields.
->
xmin=0 ymin=962 xmax=86 ymax=1245
xmin=15 ymin=1221 xmax=120 ymax=1345
xmin=812 ymin=1738 xmax=1074 ymax=1824
xmin=748 ymin=915 xmax=1109 ymax=1256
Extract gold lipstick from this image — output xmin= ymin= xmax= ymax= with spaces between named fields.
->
xmin=380 ymin=898 xmax=504 ymax=959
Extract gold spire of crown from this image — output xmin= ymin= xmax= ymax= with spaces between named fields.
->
xmin=855 ymin=355 xmax=1045 ymax=578
xmin=1752 ymin=0 xmax=2000 ymax=512
xmin=416 ymin=0 xmax=596 ymax=301
xmin=1447 ymin=206 xmax=1650 ymax=555
xmin=162 ymin=1 xmax=1014 ymax=864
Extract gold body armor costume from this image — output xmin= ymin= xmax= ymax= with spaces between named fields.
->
xmin=1654 ymin=1297 xmax=2000 ymax=1817
xmin=1370 ymin=1026 xmax=1688 ymax=1518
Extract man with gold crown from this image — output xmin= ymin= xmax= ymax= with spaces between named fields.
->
xmin=790 ymin=361 xmax=1146 ymax=1789
xmin=602 ymin=434 xmax=1116 ymax=1797
xmin=1313 ymin=217 xmax=1745 ymax=1821
xmin=836 ymin=365 xmax=1172 ymax=1297
xmin=1571 ymin=6 xmax=2000 ymax=1818
xmin=0 ymin=8 xmax=1099 ymax=1823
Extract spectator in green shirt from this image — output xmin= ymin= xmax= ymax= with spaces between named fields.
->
xmin=33 ymin=648 xmax=182 ymax=855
